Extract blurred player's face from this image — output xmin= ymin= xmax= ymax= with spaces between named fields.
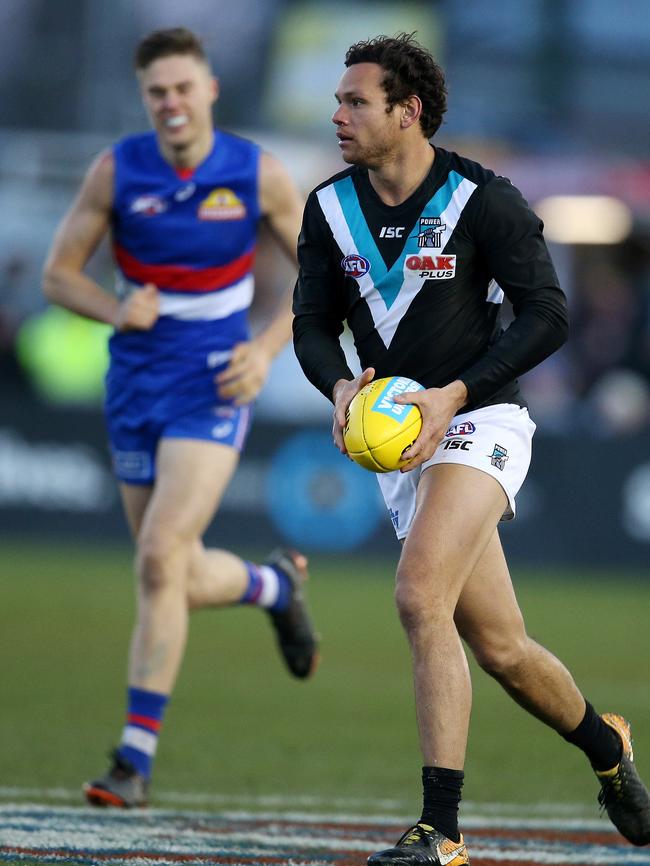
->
xmin=138 ymin=54 xmax=218 ymax=160
xmin=332 ymin=63 xmax=401 ymax=168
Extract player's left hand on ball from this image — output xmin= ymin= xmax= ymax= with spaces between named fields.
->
xmin=332 ymin=367 xmax=375 ymax=454
xmin=394 ymin=380 xmax=468 ymax=472
xmin=215 ymin=340 xmax=272 ymax=404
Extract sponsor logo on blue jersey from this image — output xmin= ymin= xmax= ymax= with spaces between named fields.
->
xmin=198 ymin=188 xmax=246 ymax=221
xmin=341 ymin=253 xmax=370 ymax=277
xmin=371 ymin=376 xmax=424 ymax=421
xmin=175 ymin=182 xmax=196 ymax=202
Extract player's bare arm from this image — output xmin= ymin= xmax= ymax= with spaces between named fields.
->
xmin=394 ymin=379 xmax=468 ymax=471
xmin=332 ymin=367 xmax=376 ymax=453
xmin=43 ymin=150 xmax=159 ymax=331
xmin=217 ymin=152 xmax=304 ymax=404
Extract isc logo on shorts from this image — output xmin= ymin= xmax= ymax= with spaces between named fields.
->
xmin=442 ymin=438 xmax=473 ymax=451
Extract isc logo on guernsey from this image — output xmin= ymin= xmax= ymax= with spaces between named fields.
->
xmin=406 ymin=254 xmax=456 ymax=279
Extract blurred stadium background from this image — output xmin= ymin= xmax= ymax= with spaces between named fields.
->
xmin=1 ymin=0 xmax=649 ymax=823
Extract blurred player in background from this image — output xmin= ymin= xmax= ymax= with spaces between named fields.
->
xmin=43 ymin=26 xmax=318 ymax=808
xmin=293 ymin=33 xmax=650 ymax=865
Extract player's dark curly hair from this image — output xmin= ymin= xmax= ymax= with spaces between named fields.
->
xmin=134 ymin=27 xmax=209 ymax=71
xmin=344 ymin=33 xmax=447 ymax=139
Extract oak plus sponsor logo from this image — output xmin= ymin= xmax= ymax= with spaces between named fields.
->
xmin=198 ymin=187 xmax=246 ymax=220
xmin=406 ymin=253 xmax=456 ymax=280
xmin=341 ymin=253 xmax=370 ymax=278
xmin=129 ymin=195 xmax=168 ymax=216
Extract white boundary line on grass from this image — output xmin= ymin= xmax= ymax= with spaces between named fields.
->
xmin=0 ymin=795 xmax=612 ymax=833
xmin=0 ymin=803 xmax=643 ymax=866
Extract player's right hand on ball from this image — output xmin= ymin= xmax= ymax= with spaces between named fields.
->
xmin=331 ymin=367 xmax=375 ymax=454
xmin=114 ymin=282 xmax=159 ymax=331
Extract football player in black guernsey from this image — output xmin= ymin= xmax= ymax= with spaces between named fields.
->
xmin=292 ymin=32 xmax=650 ymax=865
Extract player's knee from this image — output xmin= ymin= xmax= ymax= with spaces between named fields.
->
xmin=394 ymin=572 xmax=452 ymax=633
xmin=135 ymin=532 xmax=187 ymax=595
xmin=471 ymin=632 xmax=528 ymax=682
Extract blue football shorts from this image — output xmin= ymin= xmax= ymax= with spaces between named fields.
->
xmin=107 ymin=402 xmax=253 ymax=485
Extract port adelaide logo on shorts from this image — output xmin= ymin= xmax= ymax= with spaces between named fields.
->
xmin=489 ymin=443 xmax=509 ymax=471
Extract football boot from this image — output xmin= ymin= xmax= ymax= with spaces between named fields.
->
xmin=265 ymin=548 xmax=319 ymax=679
xmin=596 ymin=713 xmax=650 ymax=845
xmin=83 ymin=750 xmax=148 ymax=808
xmin=368 ymin=822 xmax=469 ymax=865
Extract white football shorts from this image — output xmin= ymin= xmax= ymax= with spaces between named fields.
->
xmin=376 ymin=403 xmax=536 ymax=540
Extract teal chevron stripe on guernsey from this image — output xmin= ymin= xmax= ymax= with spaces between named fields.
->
xmin=333 ymin=176 xmax=387 ymax=282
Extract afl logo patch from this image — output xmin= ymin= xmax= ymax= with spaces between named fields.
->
xmin=342 ymin=254 xmax=370 ymax=278
xmin=129 ymin=195 xmax=167 ymax=216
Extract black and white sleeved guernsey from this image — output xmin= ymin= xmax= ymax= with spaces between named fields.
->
xmin=292 ymin=146 xmax=569 ymax=410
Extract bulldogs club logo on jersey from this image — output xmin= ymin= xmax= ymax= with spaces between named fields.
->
xmin=417 ymin=217 xmax=445 ymax=248
xmin=198 ymin=188 xmax=247 ymax=220
xmin=341 ymin=254 xmax=371 ymax=278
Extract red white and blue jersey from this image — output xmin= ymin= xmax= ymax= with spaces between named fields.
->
xmin=106 ymin=129 xmax=261 ymax=433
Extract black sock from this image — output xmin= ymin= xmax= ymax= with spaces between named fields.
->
xmin=562 ymin=701 xmax=622 ymax=771
xmin=420 ymin=766 xmax=464 ymax=843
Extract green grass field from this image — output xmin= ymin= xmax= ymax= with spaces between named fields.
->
xmin=2 ymin=539 xmax=649 ymax=817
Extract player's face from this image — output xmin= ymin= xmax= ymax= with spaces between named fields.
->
xmin=138 ymin=54 xmax=218 ymax=153
xmin=332 ymin=63 xmax=401 ymax=168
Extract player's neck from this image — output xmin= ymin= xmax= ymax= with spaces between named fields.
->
xmin=159 ymin=129 xmax=215 ymax=171
xmin=368 ymin=142 xmax=435 ymax=207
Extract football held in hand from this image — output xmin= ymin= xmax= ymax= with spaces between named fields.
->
xmin=344 ymin=376 xmax=424 ymax=472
